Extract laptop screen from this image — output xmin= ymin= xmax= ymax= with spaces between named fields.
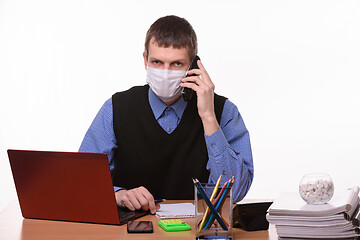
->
xmin=7 ymin=149 xmax=148 ymax=225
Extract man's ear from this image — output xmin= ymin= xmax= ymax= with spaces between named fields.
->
xmin=143 ymin=52 xmax=148 ymax=70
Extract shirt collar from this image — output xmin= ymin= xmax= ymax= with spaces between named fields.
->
xmin=148 ymin=88 xmax=187 ymax=120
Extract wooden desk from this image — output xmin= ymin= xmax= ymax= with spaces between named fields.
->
xmin=0 ymin=200 xmax=278 ymax=240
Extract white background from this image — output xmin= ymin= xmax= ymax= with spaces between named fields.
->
xmin=1 ymin=0 xmax=359 ymax=212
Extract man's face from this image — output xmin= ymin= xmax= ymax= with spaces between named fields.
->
xmin=144 ymin=38 xmax=191 ymax=71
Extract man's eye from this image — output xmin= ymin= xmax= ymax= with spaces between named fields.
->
xmin=174 ymin=62 xmax=182 ymax=67
xmin=152 ymin=60 xmax=160 ymax=64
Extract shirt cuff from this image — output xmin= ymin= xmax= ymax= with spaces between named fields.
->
xmin=204 ymin=128 xmax=230 ymax=159
xmin=113 ymin=186 xmax=125 ymax=192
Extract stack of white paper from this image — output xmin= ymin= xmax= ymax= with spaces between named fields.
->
xmin=267 ymin=186 xmax=360 ymax=239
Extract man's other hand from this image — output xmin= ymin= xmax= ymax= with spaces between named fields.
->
xmin=115 ymin=186 xmax=160 ymax=214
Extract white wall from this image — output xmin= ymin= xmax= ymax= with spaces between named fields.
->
xmin=1 ymin=0 xmax=359 ymax=212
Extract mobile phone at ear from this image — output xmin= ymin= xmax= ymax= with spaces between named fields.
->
xmin=127 ymin=220 xmax=153 ymax=233
xmin=182 ymin=55 xmax=200 ymax=102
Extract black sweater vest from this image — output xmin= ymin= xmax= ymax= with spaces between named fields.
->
xmin=111 ymin=85 xmax=226 ymax=200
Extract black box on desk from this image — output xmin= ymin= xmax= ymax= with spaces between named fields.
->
xmin=233 ymin=200 xmax=273 ymax=231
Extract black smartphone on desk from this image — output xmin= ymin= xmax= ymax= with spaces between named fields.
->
xmin=127 ymin=220 xmax=153 ymax=233
xmin=182 ymin=55 xmax=200 ymax=102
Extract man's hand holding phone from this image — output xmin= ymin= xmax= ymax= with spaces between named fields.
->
xmin=115 ymin=186 xmax=160 ymax=214
xmin=180 ymin=59 xmax=219 ymax=136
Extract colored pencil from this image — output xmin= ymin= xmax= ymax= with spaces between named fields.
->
xmin=212 ymin=180 xmax=229 ymax=206
xmin=198 ymin=175 xmax=222 ymax=232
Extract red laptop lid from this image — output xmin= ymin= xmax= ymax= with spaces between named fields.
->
xmin=7 ymin=149 xmax=121 ymax=225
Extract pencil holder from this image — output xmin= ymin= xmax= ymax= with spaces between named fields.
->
xmin=194 ymin=183 xmax=233 ymax=240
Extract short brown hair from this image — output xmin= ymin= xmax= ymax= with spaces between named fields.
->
xmin=144 ymin=15 xmax=198 ymax=60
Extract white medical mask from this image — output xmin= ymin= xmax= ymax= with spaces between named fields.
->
xmin=146 ymin=67 xmax=187 ymax=102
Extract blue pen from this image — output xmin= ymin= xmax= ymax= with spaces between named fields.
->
xmin=155 ymin=199 xmax=165 ymax=204
xmin=193 ymin=179 xmax=228 ymax=231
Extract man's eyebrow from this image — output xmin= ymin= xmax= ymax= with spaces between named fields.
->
xmin=167 ymin=59 xmax=188 ymax=64
xmin=148 ymin=57 xmax=162 ymax=61
xmin=171 ymin=59 xmax=187 ymax=63
xmin=148 ymin=57 xmax=187 ymax=63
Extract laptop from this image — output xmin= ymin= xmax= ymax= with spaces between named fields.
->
xmin=7 ymin=149 xmax=149 ymax=225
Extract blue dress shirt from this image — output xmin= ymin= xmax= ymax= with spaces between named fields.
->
xmin=79 ymin=88 xmax=253 ymax=202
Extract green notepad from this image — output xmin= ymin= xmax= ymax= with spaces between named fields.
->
xmin=158 ymin=219 xmax=191 ymax=231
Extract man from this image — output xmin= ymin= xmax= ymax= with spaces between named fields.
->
xmin=79 ymin=15 xmax=253 ymax=215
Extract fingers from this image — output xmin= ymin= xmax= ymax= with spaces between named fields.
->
xmin=180 ymin=60 xmax=214 ymax=102
xmin=115 ymin=186 xmax=157 ymax=214
xmin=182 ymin=60 xmax=214 ymax=91
xmin=187 ymin=61 xmax=210 ymax=80
xmin=180 ymin=74 xmax=214 ymax=98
